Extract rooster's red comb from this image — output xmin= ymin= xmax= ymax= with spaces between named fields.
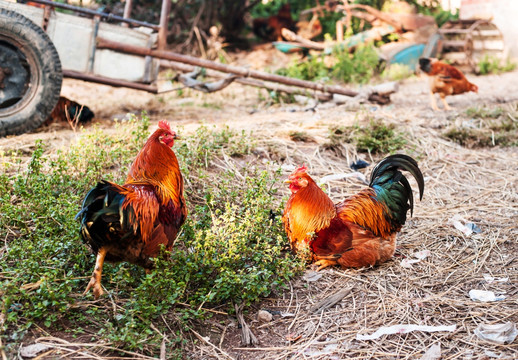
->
xmin=294 ymin=164 xmax=308 ymax=174
xmin=158 ymin=120 xmax=172 ymax=132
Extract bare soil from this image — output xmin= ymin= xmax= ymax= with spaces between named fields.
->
xmin=3 ymin=63 xmax=518 ymax=359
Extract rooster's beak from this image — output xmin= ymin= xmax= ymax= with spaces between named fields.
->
xmin=173 ymin=133 xmax=181 ymax=140
xmin=284 ymin=179 xmax=292 ymax=184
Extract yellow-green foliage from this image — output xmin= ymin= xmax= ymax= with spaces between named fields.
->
xmin=0 ymin=115 xmax=302 ymax=358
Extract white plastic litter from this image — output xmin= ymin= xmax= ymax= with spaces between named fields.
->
xmin=356 ymin=324 xmax=456 ymax=341
xmin=450 ymin=215 xmax=473 ymax=236
xmin=469 ymin=289 xmax=506 ymax=302
xmin=419 ymin=344 xmax=441 ymax=360
xmin=483 ymin=274 xmax=509 ymax=283
xmin=448 ymin=215 xmax=481 ymax=236
xmin=401 ymin=250 xmax=431 ymax=268
xmin=474 ymin=322 xmax=518 ymax=344
xmin=20 ymin=343 xmax=51 ymax=358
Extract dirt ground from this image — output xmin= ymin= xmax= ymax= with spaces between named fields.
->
xmin=2 ymin=63 xmax=518 ymax=359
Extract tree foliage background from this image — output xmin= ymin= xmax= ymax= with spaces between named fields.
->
xmin=93 ymin=0 xmax=448 ymax=53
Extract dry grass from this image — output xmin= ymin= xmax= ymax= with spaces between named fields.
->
xmin=185 ymin=108 xmax=518 ymax=360
xmin=6 ymin=71 xmax=518 ymax=360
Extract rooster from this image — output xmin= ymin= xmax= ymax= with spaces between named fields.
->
xmin=45 ymin=96 xmax=94 ymax=126
xmin=253 ymin=3 xmax=297 ymax=42
xmin=76 ymin=120 xmax=187 ymax=298
xmin=282 ymin=154 xmax=424 ymax=270
xmin=419 ymin=58 xmax=478 ymax=111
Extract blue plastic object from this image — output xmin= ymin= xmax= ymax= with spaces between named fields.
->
xmin=387 ymin=43 xmax=426 ymax=71
xmin=273 ymin=41 xmax=306 ymax=53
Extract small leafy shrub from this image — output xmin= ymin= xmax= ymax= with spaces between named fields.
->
xmin=444 ymin=106 xmax=518 ymax=147
xmin=465 ymin=106 xmax=504 ymax=119
xmin=276 ymin=44 xmax=379 ymax=84
xmin=268 ymin=90 xmax=297 ymax=104
xmin=0 ymin=115 xmax=301 ymax=358
xmin=478 ymin=54 xmax=516 ymax=75
xmin=381 ymin=63 xmax=414 ymax=81
xmin=331 ymin=44 xmax=379 ymax=84
xmin=327 ymin=119 xmax=407 ymax=154
xmin=276 ymin=55 xmax=329 ymax=82
xmin=289 ymin=131 xmax=315 ymax=142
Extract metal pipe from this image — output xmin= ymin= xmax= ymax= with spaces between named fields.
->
xmin=88 ymin=15 xmax=101 ymax=73
xmin=158 ymin=0 xmax=172 ymax=51
xmin=63 ymin=70 xmax=158 ymax=93
xmin=28 ymin=0 xmax=159 ymax=30
xmin=161 ymin=60 xmax=333 ymax=101
xmin=97 ymin=38 xmax=358 ymax=97
xmin=122 ymin=0 xmax=133 ymax=27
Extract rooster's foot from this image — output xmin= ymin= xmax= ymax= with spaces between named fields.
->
xmin=312 ymin=259 xmax=338 ymax=271
xmin=83 ymin=277 xmax=104 ymax=299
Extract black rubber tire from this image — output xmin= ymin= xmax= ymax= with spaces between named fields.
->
xmin=0 ymin=8 xmax=62 ymax=136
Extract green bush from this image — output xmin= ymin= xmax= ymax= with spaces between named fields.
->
xmin=276 ymin=55 xmax=329 ymax=82
xmin=0 ymin=116 xmax=301 ymax=358
xmin=331 ymin=44 xmax=379 ymax=84
xmin=381 ymin=63 xmax=414 ymax=81
xmin=276 ymin=44 xmax=379 ymax=84
xmin=328 ymin=118 xmax=407 ymax=154
xmin=478 ymin=54 xmax=517 ymax=75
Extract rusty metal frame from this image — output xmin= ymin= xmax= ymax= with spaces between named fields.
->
xmin=27 ymin=0 xmax=160 ymax=30
xmin=26 ymin=0 xmax=171 ymax=91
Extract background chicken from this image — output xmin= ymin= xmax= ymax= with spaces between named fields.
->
xmin=76 ymin=120 xmax=187 ymax=298
xmin=419 ymin=57 xmax=478 ymax=111
xmin=45 ymin=96 xmax=94 ymax=126
xmin=253 ymin=3 xmax=297 ymax=42
xmin=283 ymin=154 xmax=424 ymax=270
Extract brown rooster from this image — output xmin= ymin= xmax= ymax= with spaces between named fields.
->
xmin=253 ymin=3 xmax=297 ymax=42
xmin=76 ymin=120 xmax=187 ymax=298
xmin=283 ymin=154 xmax=424 ymax=270
xmin=419 ymin=57 xmax=478 ymax=111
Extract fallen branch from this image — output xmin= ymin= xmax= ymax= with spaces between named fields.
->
xmin=280 ymin=28 xmax=327 ymax=50
xmin=309 ymin=287 xmax=352 ymax=313
xmin=234 ymin=303 xmax=258 ymax=346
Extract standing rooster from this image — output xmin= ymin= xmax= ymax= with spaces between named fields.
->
xmin=76 ymin=121 xmax=187 ymax=298
xmin=419 ymin=57 xmax=478 ymax=111
xmin=283 ymin=154 xmax=424 ymax=270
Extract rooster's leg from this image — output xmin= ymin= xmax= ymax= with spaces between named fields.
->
xmin=83 ymin=247 xmax=107 ymax=299
xmin=429 ymin=91 xmax=440 ymax=111
xmin=312 ymin=259 xmax=338 ymax=271
xmin=440 ymin=95 xmax=452 ymax=111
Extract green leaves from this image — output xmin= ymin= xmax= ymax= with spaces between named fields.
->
xmin=0 ymin=115 xmax=300 ymax=358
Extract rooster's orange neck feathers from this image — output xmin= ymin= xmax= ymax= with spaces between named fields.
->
xmin=285 ymin=178 xmax=336 ymax=251
xmin=125 ymin=126 xmax=184 ymax=207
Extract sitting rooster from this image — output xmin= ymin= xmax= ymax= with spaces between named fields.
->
xmin=283 ymin=154 xmax=424 ymax=270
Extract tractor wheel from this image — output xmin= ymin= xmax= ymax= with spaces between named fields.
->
xmin=0 ymin=8 xmax=62 ymax=136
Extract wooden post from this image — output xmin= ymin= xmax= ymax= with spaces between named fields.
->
xmin=336 ymin=19 xmax=344 ymax=42
xmin=158 ymin=0 xmax=171 ymax=51
xmin=122 ymin=0 xmax=133 ymax=27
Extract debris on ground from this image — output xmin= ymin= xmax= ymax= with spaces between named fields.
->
xmin=400 ymin=249 xmax=431 ymax=268
xmin=356 ymin=324 xmax=457 ymax=341
xmin=468 ymin=289 xmax=506 ymax=302
xmin=257 ymin=310 xmax=274 ymax=323
xmin=419 ymin=344 xmax=441 ymax=360
xmin=474 ymin=322 xmax=518 ymax=345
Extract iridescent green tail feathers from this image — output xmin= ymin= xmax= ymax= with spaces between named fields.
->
xmin=369 ymin=154 xmax=425 ymax=227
